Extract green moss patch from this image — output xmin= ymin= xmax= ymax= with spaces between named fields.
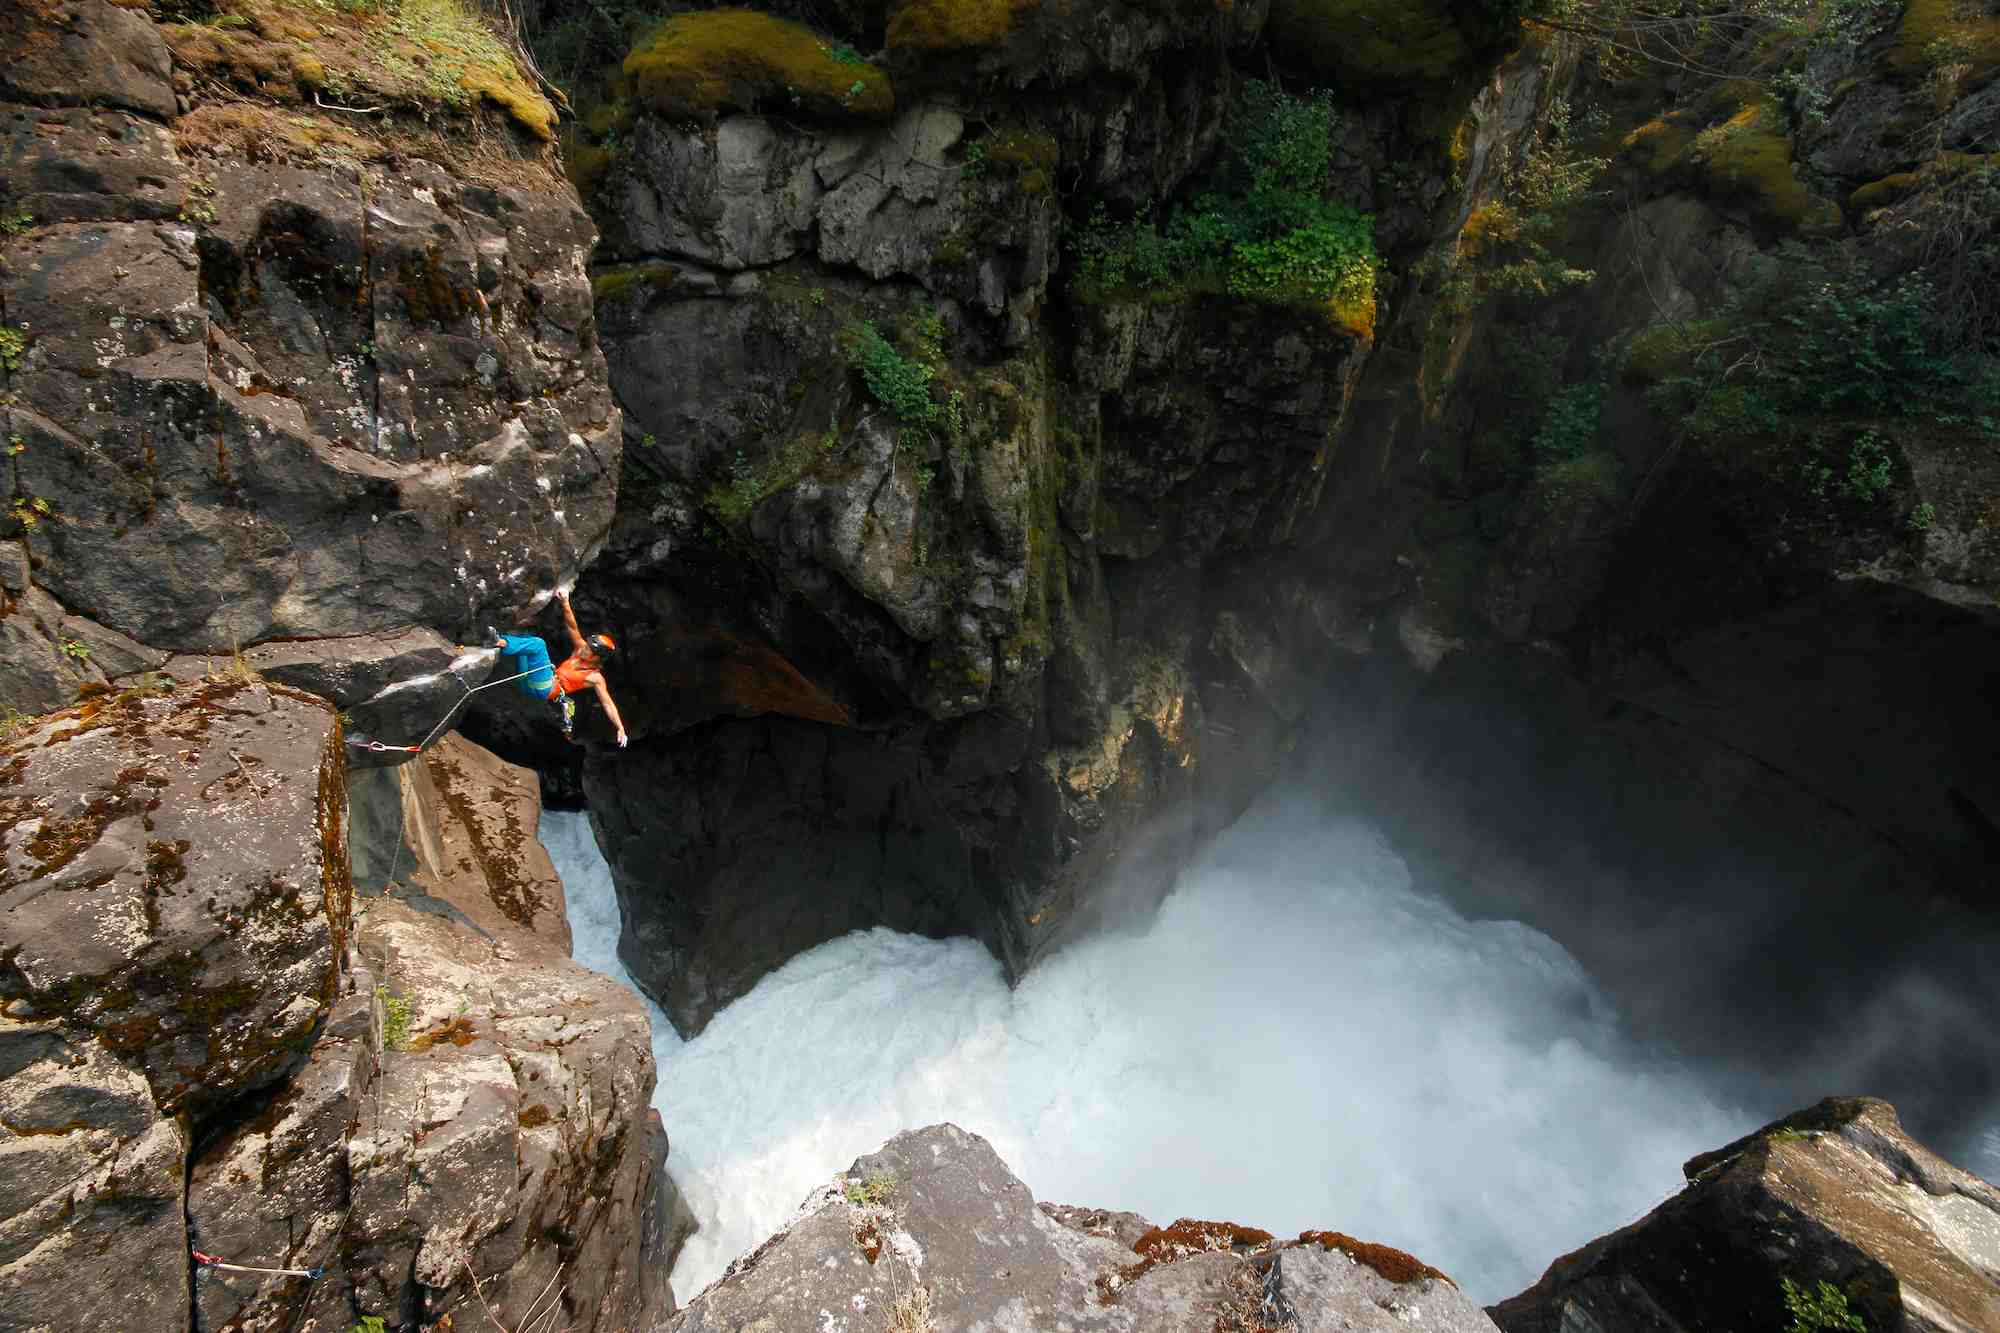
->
xmin=1888 ymin=0 xmax=2000 ymax=81
xmin=1621 ymin=116 xmax=1696 ymax=175
xmin=162 ymin=0 xmax=557 ymax=141
xmin=885 ymin=0 xmax=1038 ymax=54
xmin=592 ymin=262 xmax=683 ymax=305
xmin=623 ymin=9 xmax=894 ymax=124
xmin=1686 ymin=101 xmax=1840 ymax=236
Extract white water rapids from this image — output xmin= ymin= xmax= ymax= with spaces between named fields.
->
xmin=541 ymin=795 xmax=1769 ymax=1306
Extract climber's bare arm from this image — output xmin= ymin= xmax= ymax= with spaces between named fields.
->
xmin=557 ymin=589 xmax=589 ymax=656
xmin=593 ymin=674 xmax=628 ymax=747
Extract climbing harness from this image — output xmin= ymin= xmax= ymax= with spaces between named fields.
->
xmin=193 ymin=1250 xmax=324 ymax=1281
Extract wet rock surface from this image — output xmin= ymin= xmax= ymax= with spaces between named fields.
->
xmin=668 ymin=1122 xmax=1498 ymax=1332
xmin=1490 ymin=1098 xmax=2000 ymax=1333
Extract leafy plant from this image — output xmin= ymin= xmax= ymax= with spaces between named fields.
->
xmin=351 ymin=1318 xmax=388 ymax=1333
xmin=10 ymin=495 xmax=49 ymax=530
xmin=847 ymin=320 xmax=964 ymax=450
xmin=376 ymin=986 xmax=413 ymax=1051
xmin=1070 ymin=81 xmax=1378 ymax=332
xmin=1907 ymin=500 xmax=1937 ymax=531
xmin=0 ymin=206 xmax=32 ymax=236
xmin=58 ymin=637 xmax=90 ymax=665
xmin=844 ymin=1171 xmax=896 ymax=1206
xmin=1781 ymin=1276 xmax=1866 ymax=1332
xmin=0 ymin=326 xmax=25 ymax=372
xmin=1649 ymin=247 xmax=1998 ymax=439
xmin=180 ymin=177 xmax=217 ymax=226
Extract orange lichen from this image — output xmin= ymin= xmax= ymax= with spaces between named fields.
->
xmin=1097 ymin=1219 xmax=1276 ymax=1304
xmin=1296 ymin=1231 xmax=1452 ymax=1285
xmin=623 ymin=10 xmax=894 ymax=123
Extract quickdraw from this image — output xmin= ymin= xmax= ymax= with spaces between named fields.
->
xmin=193 ymin=1250 xmax=324 ymax=1280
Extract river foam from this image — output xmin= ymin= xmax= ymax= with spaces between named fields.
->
xmin=542 ymin=795 xmax=1754 ymax=1305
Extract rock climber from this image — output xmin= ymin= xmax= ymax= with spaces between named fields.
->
xmin=483 ymin=590 xmax=628 ymax=748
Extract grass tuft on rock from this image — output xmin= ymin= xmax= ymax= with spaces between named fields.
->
xmin=623 ymin=9 xmax=894 ymax=123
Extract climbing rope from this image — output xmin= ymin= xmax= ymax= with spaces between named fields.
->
xmin=347 ymin=664 xmax=551 ymax=759
xmin=193 ymin=1251 xmax=324 ymax=1280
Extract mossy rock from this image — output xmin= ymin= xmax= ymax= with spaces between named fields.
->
xmin=623 ymin=9 xmax=895 ymax=124
xmin=1622 ymin=117 xmax=1697 ymax=175
xmin=161 ymin=0 xmax=557 ymax=141
xmin=1686 ymin=102 xmax=1841 ymax=237
xmin=592 ymin=262 xmax=684 ymax=304
xmin=885 ymin=0 xmax=1040 ymax=54
xmin=1267 ymin=0 xmax=1478 ymax=85
xmin=1851 ymin=152 xmax=2000 ymax=212
xmin=1888 ymin=0 xmax=2000 ymax=81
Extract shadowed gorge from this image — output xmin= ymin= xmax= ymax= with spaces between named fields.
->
xmin=2 ymin=0 xmax=1999 ymax=1327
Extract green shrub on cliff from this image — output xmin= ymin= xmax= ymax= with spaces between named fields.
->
xmin=1071 ymin=81 xmax=1378 ymax=336
xmin=846 ymin=318 xmax=965 ymax=449
xmin=1781 ymin=1276 xmax=1867 ymax=1332
xmin=1648 ymin=247 xmax=1998 ymax=438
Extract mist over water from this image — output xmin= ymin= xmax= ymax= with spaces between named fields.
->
xmin=543 ymin=800 xmax=1759 ymax=1306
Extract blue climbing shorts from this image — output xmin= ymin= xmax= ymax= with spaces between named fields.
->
xmin=498 ymin=635 xmax=558 ymax=699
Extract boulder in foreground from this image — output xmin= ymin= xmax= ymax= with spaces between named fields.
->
xmin=1490 ymin=1096 xmax=2000 ymax=1333
xmin=668 ymin=1122 xmax=1496 ymax=1332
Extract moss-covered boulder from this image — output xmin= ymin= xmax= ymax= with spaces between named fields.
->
xmin=623 ymin=8 xmax=895 ymax=123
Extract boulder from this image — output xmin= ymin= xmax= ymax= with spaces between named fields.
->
xmin=0 ymin=0 xmax=176 ymax=119
xmin=0 ymin=0 xmax=622 ymax=722
xmin=0 ymin=672 xmax=348 ymax=1331
xmin=0 ymin=103 xmax=185 ymax=225
xmin=0 ymin=674 xmax=348 ymax=1116
xmin=669 ymin=1123 xmax=1496 ymax=1331
xmin=346 ymin=731 xmax=571 ymax=947
xmin=0 ymin=1016 xmax=189 ymax=1332
xmin=1489 ymin=1098 xmax=2000 ymax=1333
xmin=186 ymin=728 xmax=680 ymax=1333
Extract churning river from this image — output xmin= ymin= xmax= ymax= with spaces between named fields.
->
xmin=547 ymin=785 xmax=1901 ymax=1306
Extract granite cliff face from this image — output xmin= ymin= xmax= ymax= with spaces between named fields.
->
xmin=0 ymin=0 xmax=620 ymax=732
xmin=547 ymin=0 xmax=1515 ymax=1034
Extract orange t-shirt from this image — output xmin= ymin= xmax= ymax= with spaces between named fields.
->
xmin=552 ymin=654 xmax=596 ymax=697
